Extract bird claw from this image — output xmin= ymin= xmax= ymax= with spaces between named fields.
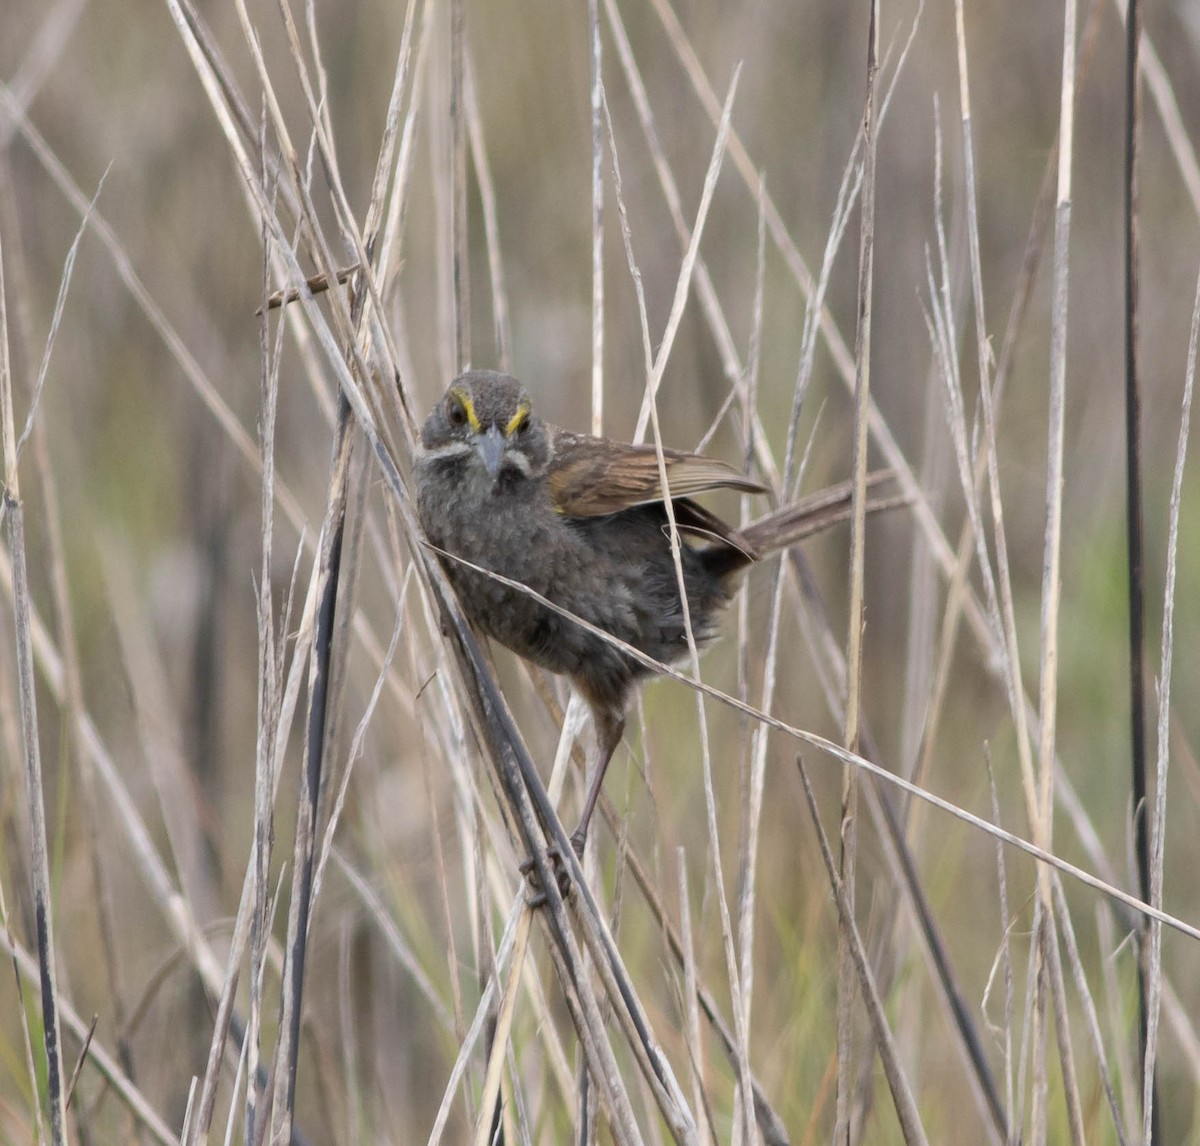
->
xmin=519 ymin=836 xmax=586 ymax=908
xmin=519 ymin=850 xmax=570 ymax=907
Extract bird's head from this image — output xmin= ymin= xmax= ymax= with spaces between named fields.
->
xmin=420 ymin=371 xmax=549 ymax=486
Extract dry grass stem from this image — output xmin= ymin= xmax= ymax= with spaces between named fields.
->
xmin=4 ymin=1 xmax=1199 ymax=1139
xmin=1142 ymin=268 xmax=1199 ymax=1141
xmin=836 ymin=4 xmax=879 ymax=1135
xmin=797 ymin=759 xmax=928 ymax=1146
xmin=1 ymin=197 xmax=67 ymax=1146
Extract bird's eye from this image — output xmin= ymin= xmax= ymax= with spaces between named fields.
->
xmin=447 ymin=400 xmax=467 ymax=428
xmin=505 ymin=406 xmax=531 ymax=437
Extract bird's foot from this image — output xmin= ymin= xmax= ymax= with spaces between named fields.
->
xmin=519 ymin=849 xmax=570 ymax=907
xmin=519 ymin=835 xmax=586 ymax=908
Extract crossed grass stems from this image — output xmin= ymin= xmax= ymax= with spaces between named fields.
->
xmin=2 ymin=0 xmax=1200 ymax=1142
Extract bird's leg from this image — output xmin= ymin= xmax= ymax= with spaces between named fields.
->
xmin=520 ymin=706 xmax=624 ymax=907
xmin=570 ymin=708 xmax=625 ymax=859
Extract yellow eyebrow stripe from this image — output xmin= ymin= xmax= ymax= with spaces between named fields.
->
xmin=504 ymin=404 xmax=529 ymax=436
xmin=449 ymin=387 xmax=482 ymax=432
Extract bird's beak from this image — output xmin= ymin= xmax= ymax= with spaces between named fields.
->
xmin=475 ymin=423 xmax=505 ymax=481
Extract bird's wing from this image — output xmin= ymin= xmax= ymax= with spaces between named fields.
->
xmin=545 ymin=430 xmax=766 ymax=517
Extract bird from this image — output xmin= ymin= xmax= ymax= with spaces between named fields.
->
xmin=415 ymin=369 xmax=892 ymax=883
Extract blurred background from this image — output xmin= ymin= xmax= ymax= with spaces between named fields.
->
xmin=2 ymin=0 xmax=1200 ymax=1141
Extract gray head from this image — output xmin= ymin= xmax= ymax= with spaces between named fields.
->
xmin=420 ymin=370 xmax=550 ymax=482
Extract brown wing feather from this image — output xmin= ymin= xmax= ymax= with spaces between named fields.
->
xmin=545 ymin=429 xmax=766 ymax=517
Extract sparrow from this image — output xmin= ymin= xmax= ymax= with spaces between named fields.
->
xmin=416 ymin=370 xmax=890 ymax=875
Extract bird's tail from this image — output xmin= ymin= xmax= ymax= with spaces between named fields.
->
xmin=740 ymin=469 xmax=906 ymax=557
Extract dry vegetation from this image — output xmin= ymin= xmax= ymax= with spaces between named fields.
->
xmin=2 ymin=0 xmax=1200 ymax=1142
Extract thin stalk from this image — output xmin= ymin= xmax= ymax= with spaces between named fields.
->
xmin=677 ymin=851 xmax=712 ymax=1146
xmin=798 ymin=759 xmax=929 ymax=1146
xmin=1033 ymin=0 xmax=1079 ymax=1138
xmin=1122 ymin=0 xmax=1159 ymax=1138
xmin=270 ymin=395 xmax=354 ymax=1143
xmin=838 ymin=4 xmax=879 ymax=1138
xmin=1143 ymin=269 xmax=1200 ymax=1145
xmin=0 ymin=147 xmax=138 ymax=1125
xmin=464 ymin=49 xmax=512 ymax=371
xmin=589 ymin=0 xmax=603 ymax=434
xmin=0 ymin=191 xmax=67 ymax=1146
xmin=450 ymin=0 xmax=469 ymax=373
